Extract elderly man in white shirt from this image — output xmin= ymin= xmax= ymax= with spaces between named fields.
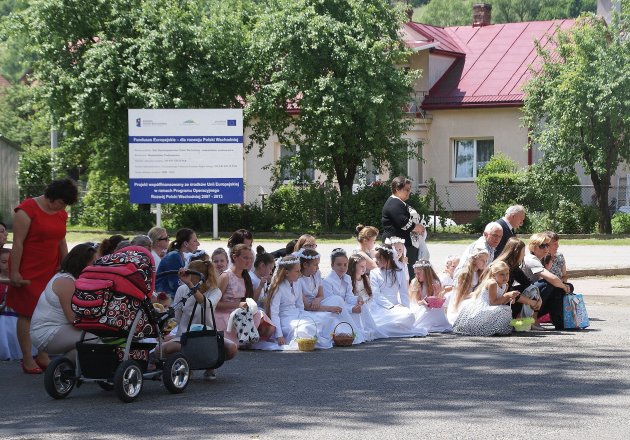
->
xmin=453 ymin=222 xmax=503 ymax=279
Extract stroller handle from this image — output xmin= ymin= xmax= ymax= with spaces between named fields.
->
xmin=155 ymin=269 xmax=205 ymax=282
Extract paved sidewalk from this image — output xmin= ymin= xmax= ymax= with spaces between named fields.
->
xmin=191 ymin=240 xmax=630 ymax=276
xmin=1 ymin=278 xmax=629 ymax=439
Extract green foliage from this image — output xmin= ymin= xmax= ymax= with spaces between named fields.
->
xmin=246 ymin=0 xmax=418 ymax=194
xmin=523 ymin=14 xmax=630 ymax=233
xmin=612 ymin=213 xmax=630 ymax=234
xmin=16 ymin=146 xmax=53 ymax=199
xmin=266 ymin=183 xmax=340 ymax=232
xmin=416 ymin=0 xmax=596 ymax=26
xmin=76 ymin=170 xmax=153 ymax=231
xmin=416 ymin=0 xmax=473 ymax=26
xmin=471 ymin=154 xmax=596 ymax=234
xmin=8 ymin=0 xmax=251 ymax=183
xmin=0 ymin=84 xmax=50 ymax=149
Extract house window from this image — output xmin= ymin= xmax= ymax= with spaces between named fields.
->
xmin=280 ymin=145 xmax=314 ymax=182
xmin=453 ymin=138 xmax=494 ymax=180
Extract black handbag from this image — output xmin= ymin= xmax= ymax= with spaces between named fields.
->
xmin=180 ymin=297 xmax=225 ymax=370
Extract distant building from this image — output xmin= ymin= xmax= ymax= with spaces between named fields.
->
xmin=0 ymin=134 xmax=21 ymax=226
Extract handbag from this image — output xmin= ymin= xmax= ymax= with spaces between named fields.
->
xmin=227 ymin=298 xmax=260 ymax=346
xmin=180 ymin=297 xmax=225 ymax=370
xmin=563 ymin=293 xmax=590 ymax=329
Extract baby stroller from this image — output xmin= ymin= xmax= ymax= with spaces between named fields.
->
xmin=44 ymin=246 xmax=202 ymax=403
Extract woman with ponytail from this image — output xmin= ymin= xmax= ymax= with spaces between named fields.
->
xmin=216 ymin=244 xmax=276 ymax=345
xmin=156 ymin=228 xmax=200 ymax=298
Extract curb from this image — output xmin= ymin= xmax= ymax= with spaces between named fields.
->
xmin=568 ymin=267 xmax=630 ymax=278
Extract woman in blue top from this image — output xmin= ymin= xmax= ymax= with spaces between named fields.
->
xmin=156 ymin=228 xmax=200 ymax=298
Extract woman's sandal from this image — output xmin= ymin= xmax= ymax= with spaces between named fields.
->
xmin=21 ymin=361 xmax=43 ymax=375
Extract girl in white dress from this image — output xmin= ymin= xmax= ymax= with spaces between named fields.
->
xmin=211 ymin=248 xmax=229 ymax=276
xmin=298 ymin=248 xmax=357 ymax=344
xmin=354 ymin=224 xmax=379 ymax=272
xmin=249 ymin=246 xmax=275 ymax=309
xmin=369 ymin=244 xmax=428 ymax=338
xmin=386 ymin=236 xmax=409 ymax=284
xmin=453 ymin=261 xmax=518 ymax=336
xmin=347 ymin=254 xmax=385 ymax=341
xmin=438 ymin=255 xmax=460 ymax=293
xmin=266 ymin=256 xmax=333 ymax=349
xmin=446 ymin=249 xmax=489 ymax=325
xmin=409 ymin=260 xmax=452 ymax=333
xmin=322 ymin=249 xmax=365 ymax=344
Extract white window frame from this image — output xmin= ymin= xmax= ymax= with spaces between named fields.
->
xmin=452 ymin=138 xmax=494 ymax=182
xmin=280 ymin=144 xmax=314 ymax=184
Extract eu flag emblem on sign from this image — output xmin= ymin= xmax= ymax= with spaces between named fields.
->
xmin=227 ymin=120 xmax=236 ymax=126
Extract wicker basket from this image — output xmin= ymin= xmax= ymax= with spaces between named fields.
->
xmin=332 ymin=321 xmax=355 ymax=347
xmin=510 ymin=317 xmax=535 ymax=332
xmin=296 ymin=316 xmax=318 ymax=352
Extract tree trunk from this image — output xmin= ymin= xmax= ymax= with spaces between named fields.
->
xmin=333 ymin=156 xmax=359 ymax=229
xmin=591 ymin=171 xmax=612 ymax=234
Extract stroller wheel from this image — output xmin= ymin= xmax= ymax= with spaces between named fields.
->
xmin=163 ymin=352 xmax=190 ymax=394
xmin=114 ymin=360 xmax=143 ymax=403
xmin=44 ymin=357 xmax=76 ymax=399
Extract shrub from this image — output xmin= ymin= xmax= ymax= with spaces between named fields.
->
xmin=76 ymin=170 xmax=153 ymax=231
xmin=612 ymin=212 xmax=630 ymax=234
xmin=266 ymin=182 xmax=340 ymax=232
xmin=17 ymin=146 xmax=53 ymax=199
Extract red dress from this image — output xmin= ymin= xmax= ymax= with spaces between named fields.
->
xmin=6 ymin=198 xmax=68 ymax=317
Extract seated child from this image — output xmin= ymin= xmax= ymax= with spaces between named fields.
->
xmin=453 ymin=261 xmax=518 ymax=336
xmin=266 ymin=256 xmax=334 ymax=349
xmin=409 ymin=260 xmax=452 ymax=333
xmin=322 ymin=248 xmax=366 ymax=344
xmin=0 ymin=248 xmax=23 ymax=360
xmin=163 ymin=260 xmax=238 ymax=378
xmin=369 ymin=244 xmax=428 ymax=338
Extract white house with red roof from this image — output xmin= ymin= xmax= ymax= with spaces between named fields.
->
xmin=243 ymin=4 xmax=628 ymax=220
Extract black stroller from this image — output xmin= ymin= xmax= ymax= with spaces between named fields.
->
xmin=43 ymin=246 xmax=208 ymax=403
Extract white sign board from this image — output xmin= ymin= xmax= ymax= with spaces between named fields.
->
xmin=128 ymin=109 xmax=243 ymax=204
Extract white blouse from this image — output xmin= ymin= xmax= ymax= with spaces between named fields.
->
xmin=370 ymin=267 xmax=409 ymax=309
xmin=322 ymin=272 xmax=358 ymax=305
xmin=298 ymin=271 xmax=322 ymax=303
xmin=269 ymin=280 xmax=305 ymax=338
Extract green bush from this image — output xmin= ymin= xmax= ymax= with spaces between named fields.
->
xmin=76 ymin=170 xmax=153 ymax=231
xmin=472 ymin=155 xmax=593 ymax=234
xmin=162 ymin=204 xmax=213 ymax=231
xmin=612 ymin=212 xmax=630 ymax=234
xmin=17 ymin=146 xmax=53 ymax=199
xmin=266 ymin=182 xmax=340 ymax=232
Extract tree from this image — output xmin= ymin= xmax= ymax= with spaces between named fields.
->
xmin=416 ymin=0 xmax=596 ymax=26
xmin=11 ymin=0 xmax=251 ymax=181
xmin=523 ymin=13 xmax=630 ymax=233
xmin=246 ymin=0 xmax=418 ymax=197
xmin=416 ymin=0 xmax=473 ymax=26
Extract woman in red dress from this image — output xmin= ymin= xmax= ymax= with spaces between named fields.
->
xmin=7 ymin=178 xmax=78 ymax=374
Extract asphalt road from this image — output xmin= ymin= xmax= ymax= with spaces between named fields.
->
xmin=2 ymin=280 xmax=630 ymax=440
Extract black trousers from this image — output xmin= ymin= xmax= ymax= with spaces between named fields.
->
xmin=534 ymin=280 xmax=566 ymax=330
xmin=406 ymin=244 xmax=418 ymax=280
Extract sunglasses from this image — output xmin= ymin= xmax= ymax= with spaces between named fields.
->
xmin=157 ymin=236 xmax=169 ymax=241
xmin=538 ymin=243 xmax=549 ymax=249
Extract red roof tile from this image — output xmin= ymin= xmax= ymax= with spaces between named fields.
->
xmin=413 ymin=19 xmax=574 ymax=109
